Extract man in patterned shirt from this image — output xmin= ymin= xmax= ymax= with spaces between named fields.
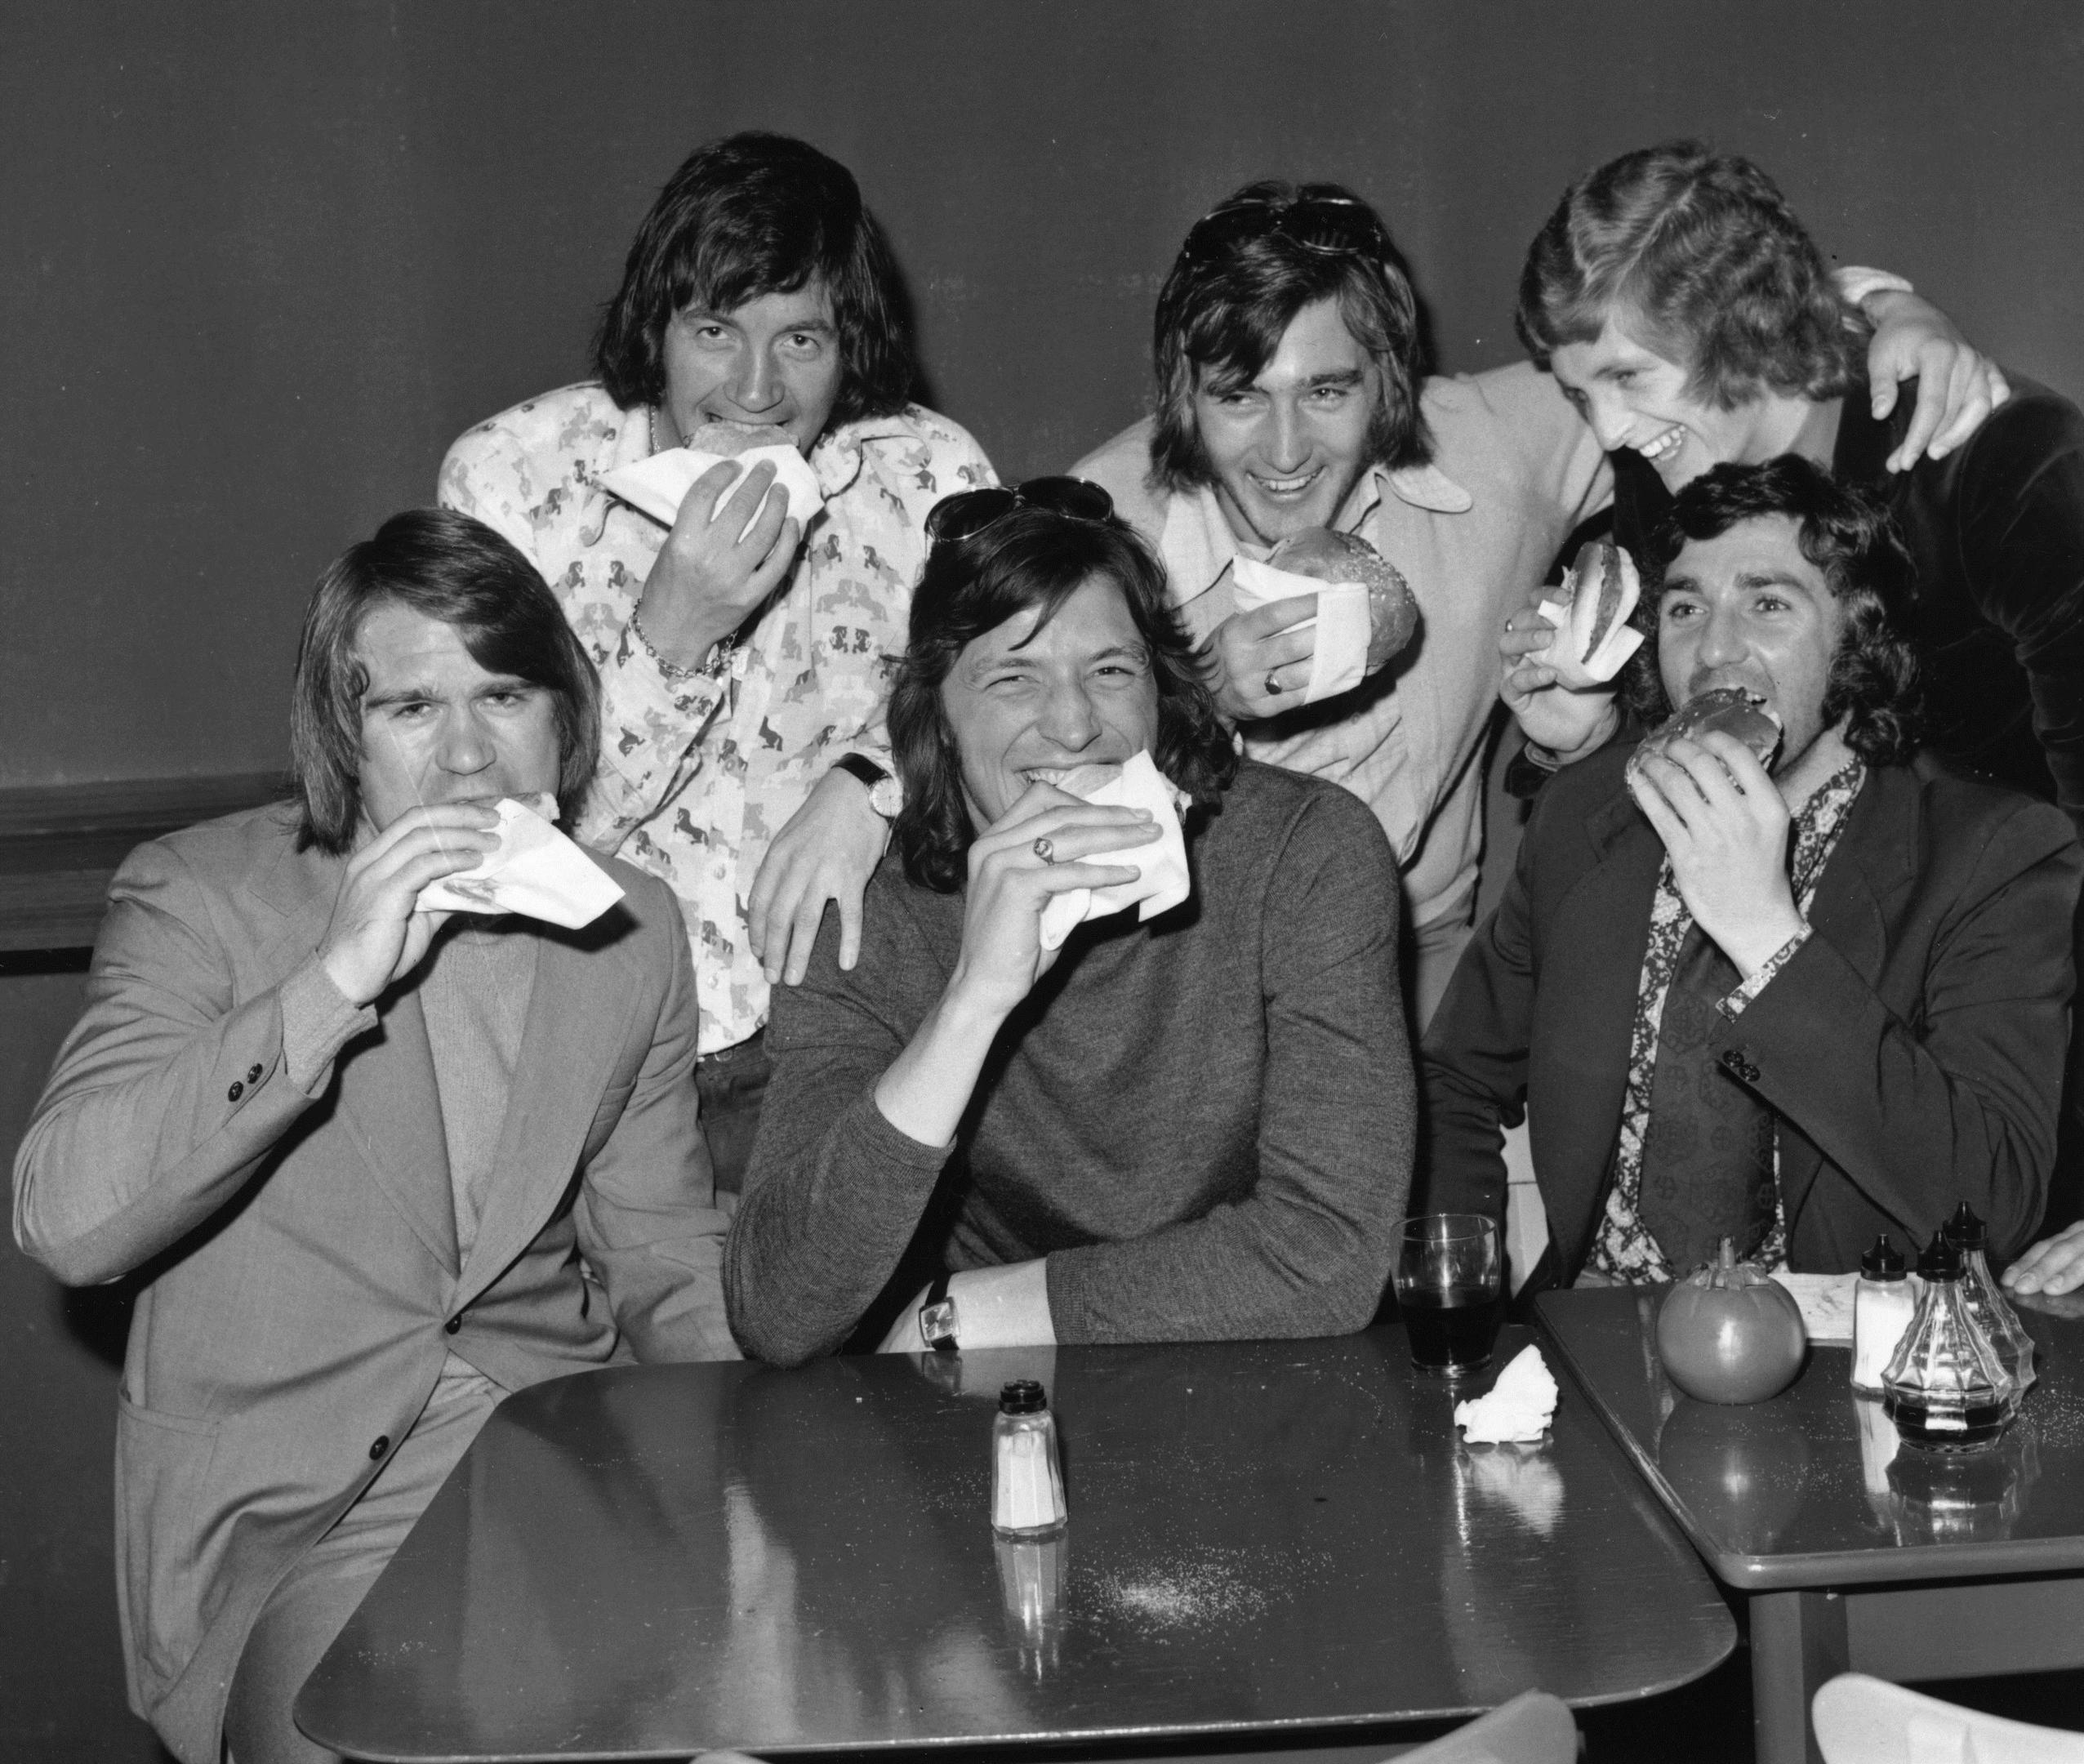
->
xmin=1420 ymin=457 xmax=2079 ymax=1287
xmin=442 ymin=132 xmax=994 ymax=1189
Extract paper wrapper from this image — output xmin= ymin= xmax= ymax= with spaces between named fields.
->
xmin=1534 ymin=540 xmax=1645 ymax=688
xmin=1229 ymin=555 xmax=1371 ymax=704
xmin=1035 ymin=751 xmax=1191 ymax=952
xmin=601 ymin=443 xmax=824 ymax=541
xmin=418 ymin=796 xmax=625 ymax=929
xmin=1454 ymin=1343 xmax=1561 ymax=1444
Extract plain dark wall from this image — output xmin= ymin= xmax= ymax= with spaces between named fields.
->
xmin=4 ymin=2 xmax=2082 ymax=1757
xmin=4 ymin=0 xmax=2081 ymax=793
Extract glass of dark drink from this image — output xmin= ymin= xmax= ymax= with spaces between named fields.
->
xmin=1394 ymin=1214 xmax=1503 ymax=1377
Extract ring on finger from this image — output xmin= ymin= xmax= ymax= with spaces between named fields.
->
xmin=1032 ymin=836 xmax=1055 ymax=864
xmin=1263 ymin=670 xmax=1282 ymax=699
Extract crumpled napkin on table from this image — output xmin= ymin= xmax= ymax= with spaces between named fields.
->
xmin=1036 ymin=751 xmax=1192 ymax=951
xmin=418 ymin=796 xmax=625 ymax=929
xmin=1229 ymin=555 xmax=1372 ymax=705
xmin=601 ymin=443 xmax=825 ymax=541
xmin=1454 ymin=1344 xmax=1561 ymax=1444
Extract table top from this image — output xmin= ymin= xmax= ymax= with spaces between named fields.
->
xmin=297 ymin=1327 xmax=1734 ymax=1762
xmin=1535 ymin=1285 xmax=2084 ymax=1592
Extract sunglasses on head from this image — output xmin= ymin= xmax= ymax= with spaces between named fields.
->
xmin=1180 ymin=192 xmax=1394 ymax=268
xmin=925 ymin=476 xmax=1115 ymax=547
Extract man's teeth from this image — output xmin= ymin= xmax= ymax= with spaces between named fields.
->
xmin=1025 ymin=768 xmax=1076 ymax=786
xmin=1251 ymin=468 xmax=1320 ymax=496
xmin=1636 ymin=428 xmax=1685 ymax=462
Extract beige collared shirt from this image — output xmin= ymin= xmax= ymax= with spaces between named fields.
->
xmin=1075 ymin=362 xmax=1610 ymax=938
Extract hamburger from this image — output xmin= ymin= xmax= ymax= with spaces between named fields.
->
xmin=1533 ymin=537 xmax=1644 ymax=688
xmin=1266 ymin=528 xmax=1421 ymax=670
xmin=1628 ymin=686 xmax=1785 ymax=784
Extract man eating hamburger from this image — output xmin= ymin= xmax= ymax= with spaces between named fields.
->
xmin=1418 ymin=457 xmax=2079 ymax=1289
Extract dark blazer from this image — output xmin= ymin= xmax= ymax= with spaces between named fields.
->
xmin=1420 ymin=749 xmax=2082 ymax=1285
xmin=12 ymin=803 xmax=733 ymax=1764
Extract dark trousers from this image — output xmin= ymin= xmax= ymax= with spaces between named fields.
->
xmin=696 ymin=1029 xmax=771 ymax=1198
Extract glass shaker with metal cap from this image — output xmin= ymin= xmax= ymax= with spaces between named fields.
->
xmin=991 ymin=1379 xmax=1067 ymax=1539
xmin=1941 ymin=1201 xmax=2037 ymax=1392
xmin=1851 ymin=1234 xmax=1915 ymax=1396
xmin=1881 ymin=1235 xmax=2019 ymax=1451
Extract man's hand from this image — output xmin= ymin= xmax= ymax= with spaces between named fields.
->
xmin=948 ymin=785 xmax=1158 ymax=1022
xmin=1628 ymin=731 xmax=1803 ymax=978
xmin=2002 ymin=1220 xmax=2084 ymax=1297
xmin=1209 ymin=597 xmax=1320 ymax=721
xmin=634 ymin=460 xmax=804 ymax=670
xmin=748 ymin=765 xmax=892 ymax=986
xmin=319 ymin=804 xmax=500 ymax=1006
xmin=1499 ymin=604 xmax=1622 ymax=760
xmin=1861 ymin=288 xmax=2011 ymax=472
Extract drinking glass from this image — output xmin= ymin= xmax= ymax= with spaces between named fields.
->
xmin=1394 ymin=1213 xmax=1504 ymax=1376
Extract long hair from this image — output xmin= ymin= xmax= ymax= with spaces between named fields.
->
xmin=1516 ymin=141 xmax=1864 ymax=410
xmin=1619 ymin=456 xmax=1921 ymax=765
xmin=1150 ymin=180 xmax=1430 ymax=492
xmin=590 ymin=131 xmax=916 ymax=425
xmin=291 ymin=510 xmax=600 ymax=853
xmin=888 ymin=508 xmax=1238 ymax=892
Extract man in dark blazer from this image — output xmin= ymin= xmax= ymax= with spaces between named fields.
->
xmin=1422 ymin=457 xmax=2080 ymax=1288
xmin=13 ymin=512 xmax=733 ymax=1764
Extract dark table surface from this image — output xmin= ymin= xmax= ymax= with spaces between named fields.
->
xmin=297 ymin=1326 xmax=1734 ymax=1762
xmin=1534 ymin=1285 xmax=2084 ymax=1590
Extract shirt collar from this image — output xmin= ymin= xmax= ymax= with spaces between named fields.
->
xmin=1159 ymin=457 xmax=1474 ymax=604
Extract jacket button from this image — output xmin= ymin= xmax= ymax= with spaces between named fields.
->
xmin=444 ymin=1315 xmax=462 ymax=1334
xmin=369 ymin=1436 xmax=390 ymax=1460
xmin=227 ymin=1081 xmax=243 ymax=1102
xmin=247 ymin=1063 xmax=264 ymax=1083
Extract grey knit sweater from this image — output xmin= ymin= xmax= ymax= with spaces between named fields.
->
xmin=726 ymin=761 xmax=1414 ymax=1365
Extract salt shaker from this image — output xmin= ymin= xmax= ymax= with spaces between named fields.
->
xmin=1850 ymin=1234 xmax=1915 ymax=1395
xmin=1881 ymin=1236 xmax=2017 ymax=1451
xmin=991 ymin=1379 xmax=1067 ymax=1538
xmin=1942 ymin=1201 xmax=2037 ymax=1392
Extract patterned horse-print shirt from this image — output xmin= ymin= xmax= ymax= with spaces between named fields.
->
xmin=1588 ymin=760 xmax=1867 ymax=1284
xmin=441 ymin=384 xmax=995 ymax=1053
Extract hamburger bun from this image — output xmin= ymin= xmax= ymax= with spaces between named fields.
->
xmin=1266 ymin=528 xmax=1421 ymax=668
xmin=1630 ymin=686 xmax=1785 ymax=782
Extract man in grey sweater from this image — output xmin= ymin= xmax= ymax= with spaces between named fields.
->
xmin=725 ymin=482 xmax=1413 ymax=1364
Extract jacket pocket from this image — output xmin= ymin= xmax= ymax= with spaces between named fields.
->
xmin=115 ymin=1395 xmax=223 ymax=1701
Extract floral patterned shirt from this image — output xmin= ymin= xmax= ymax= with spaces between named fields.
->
xmin=440 ymin=383 xmax=995 ymax=1053
xmin=1587 ymin=759 xmax=1868 ymax=1284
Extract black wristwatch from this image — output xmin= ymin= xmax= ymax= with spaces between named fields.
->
xmin=918 ymin=1272 xmax=960 ymax=1354
xmin=832 ymin=753 xmax=903 ymax=819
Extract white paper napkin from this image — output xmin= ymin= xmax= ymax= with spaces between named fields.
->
xmin=1229 ymin=555 xmax=1372 ymax=704
xmin=1454 ymin=1344 xmax=1561 ymax=1443
xmin=1534 ymin=541 xmax=1645 ymax=688
xmin=601 ymin=443 xmax=825 ymax=541
xmin=1035 ymin=751 xmax=1192 ymax=951
xmin=418 ymin=796 xmax=626 ymax=929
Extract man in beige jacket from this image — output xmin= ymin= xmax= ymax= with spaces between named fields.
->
xmin=13 ymin=510 xmax=734 ymax=1764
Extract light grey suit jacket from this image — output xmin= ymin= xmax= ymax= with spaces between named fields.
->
xmin=12 ymin=801 xmax=733 ymax=1764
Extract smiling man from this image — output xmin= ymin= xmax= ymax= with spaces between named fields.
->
xmin=441 ymin=132 xmax=994 ymax=1193
xmin=1420 ymin=458 xmax=2080 ymax=1287
xmin=13 ymin=510 xmax=733 ymax=1764
xmin=724 ymin=485 xmax=1412 ymax=1364
xmin=1507 ymin=142 xmax=2084 ymax=830
xmin=1072 ymin=179 xmax=1992 ymax=1027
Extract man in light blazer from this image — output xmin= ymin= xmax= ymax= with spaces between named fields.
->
xmin=13 ymin=510 xmax=735 ymax=1764
xmin=1421 ymin=458 xmax=2080 ymax=1286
